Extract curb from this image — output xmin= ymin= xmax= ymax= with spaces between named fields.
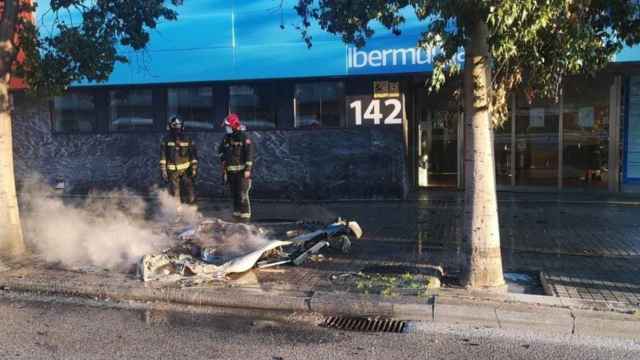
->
xmin=0 ymin=280 xmax=312 ymax=312
xmin=1 ymin=276 xmax=638 ymax=339
xmin=503 ymin=247 xmax=640 ymax=258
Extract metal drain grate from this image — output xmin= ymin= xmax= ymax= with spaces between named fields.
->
xmin=320 ymin=317 xmax=406 ymax=333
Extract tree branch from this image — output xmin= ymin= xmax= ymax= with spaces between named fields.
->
xmin=0 ymin=0 xmax=19 ymax=41
xmin=0 ymin=0 xmax=20 ymax=77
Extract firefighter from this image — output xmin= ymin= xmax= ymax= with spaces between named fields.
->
xmin=160 ymin=116 xmax=198 ymax=205
xmin=218 ymin=113 xmax=255 ymax=222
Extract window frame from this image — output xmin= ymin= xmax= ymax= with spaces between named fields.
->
xmin=107 ymin=87 xmax=162 ymax=133
xmin=293 ymin=80 xmax=346 ymax=129
xmin=49 ymin=77 xmax=366 ymax=135
xmin=227 ymin=81 xmax=277 ymax=130
xmin=167 ymin=85 xmax=219 ymax=132
xmin=50 ymin=89 xmax=100 ymax=134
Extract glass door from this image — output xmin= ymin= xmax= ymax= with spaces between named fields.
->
xmin=562 ymin=75 xmax=612 ymax=189
xmin=429 ymin=111 xmax=459 ymax=187
xmin=417 ymin=117 xmax=430 ymax=188
xmin=515 ymin=97 xmax=560 ymax=187
xmin=417 ymin=109 xmax=460 ymax=188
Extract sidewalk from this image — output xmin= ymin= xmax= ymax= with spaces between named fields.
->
xmin=239 ymin=193 xmax=640 ymax=306
xmin=1 ymin=192 xmax=639 ymax=337
xmin=1 ymin=255 xmax=639 ymax=339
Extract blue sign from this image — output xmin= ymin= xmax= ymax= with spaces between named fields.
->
xmin=615 ymin=46 xmax=640 ymax=63
xmin=346 ymin=33 xmax=465 ymax=76
xmin=36 ymin=1 xmax=640 ymax=86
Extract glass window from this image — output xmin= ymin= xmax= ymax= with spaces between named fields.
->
xmin=427 ymin=111 xmax=459 ymax=187
xmin=294 ymin=82 xmax=345 ymax=128
xmin=562 ymin=75 xmax=611 ymax=188
xmin=109 ymin=89 xmax=155 ymax=131
xmin=168 ymin=87 xmax=215 ymax=130
xmin=229 ymin=85 xmax=275 ymax=129
xmin=52 ymin=92 xmax=96 ymax=133
xmin=494 ymin=115 xmax=512 ymax=186
xmin=515 ymin=96 xmax=560 ymax=186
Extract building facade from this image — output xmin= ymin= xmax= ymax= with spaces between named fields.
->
xmin=10 ymin=2 xmax=640 ymax=199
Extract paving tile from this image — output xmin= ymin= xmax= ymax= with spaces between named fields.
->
xmin=18 ymin=195 xmax=634 ymax=307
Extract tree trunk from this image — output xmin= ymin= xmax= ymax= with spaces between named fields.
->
xmin=0 ymin=74 xmax=25 ymax=256
xmin=461 ymin=19 xmax=505 ymax=290
xmin=0 ymin=0 xmax=26 ymax=256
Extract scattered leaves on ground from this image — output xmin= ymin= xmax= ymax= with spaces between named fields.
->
xmin=354 ymin=272 xmax=438 ymax=297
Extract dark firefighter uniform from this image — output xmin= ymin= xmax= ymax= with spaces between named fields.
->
xmin=160 ymin=117 xmax=198 ymax=204
xmin=218 ymin=114 xmax=255 ymax=221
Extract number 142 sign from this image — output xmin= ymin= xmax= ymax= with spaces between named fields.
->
xmin=347 ymin=96 xmax=403 ymax=126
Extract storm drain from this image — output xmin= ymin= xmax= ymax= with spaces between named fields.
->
xmin=320 ymin=317 xmax=406 ymax=333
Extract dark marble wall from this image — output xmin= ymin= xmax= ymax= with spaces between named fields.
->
xmin=12 ymin=98 xmax=408 ymax=200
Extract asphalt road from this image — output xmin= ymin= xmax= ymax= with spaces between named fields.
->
xmin=0 ymin=292 xmax=639 ymax=360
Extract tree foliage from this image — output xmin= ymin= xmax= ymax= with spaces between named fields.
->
xmin=2 ymin=0 xmax=182 ymax=95
xmin=294 ymin=0 xmax=640 ymax=125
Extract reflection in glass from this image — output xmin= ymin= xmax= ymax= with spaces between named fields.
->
xmin=109 ymin=89 xmax=155 ymax=131
xmin=168 ymin=87 xmax=215 ymax=130
xmin=494 ymin=117 xmax=512 ymax=185
xmin=294 ymin=82 xmax=345 ymax=128
xmin=229 ymin=85 xmax=275 ymax=129
xmin=427 ymin=111 xmax=458 ymax=187
xmin=515 ymin=97 xmax=559 ymax=186
xmin=562 ymin=76 xmax=610 ymax=188
xmin=53 ymin=92 xmax=96 ymax=133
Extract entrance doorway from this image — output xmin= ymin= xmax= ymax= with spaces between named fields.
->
xmin=411 ymin=74 xmax=622 ymax=193
xmin=417 ymin=109 xmax=462 ymax=188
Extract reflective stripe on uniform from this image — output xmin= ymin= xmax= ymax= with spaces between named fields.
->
xmin=166 ymin=142 xmax=190 ymax=147
xmin=233 ymin=212 xmax=251 ymax=219
xmin=167 ymin=162 xmax=191 ymax=171
xmin=226 ymin=164 xmax=246 ymax=171
xmin=159 ymin=160 xmax=167 ymax=164
xmin=245 ymin=161 xmax=253 ymax=166
xmin=191 ymin=159 xmax=198 ymax=163
xmin=245 ymin=179 xmax=252 ymax=218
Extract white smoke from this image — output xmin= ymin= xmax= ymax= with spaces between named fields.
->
xmin=19 ymin=177 xmax=183 ymax=271
xmin=18 ymin=176 xmax=276 ymax=272
xmin=191 ymin=219 xmax=272 ymax=258
xmin=151 ymin=185 xmax=273 ymax=257
xmin=154 ymin=188 xmax=202 ymax=225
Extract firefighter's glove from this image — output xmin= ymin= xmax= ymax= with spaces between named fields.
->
xmin=244 ymin=170 xmax=251 ymax=179
xmin=161 ymin=168 xmax=168 ymax=181
xmin=191 ymin=167 xmax=198 ymax=178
